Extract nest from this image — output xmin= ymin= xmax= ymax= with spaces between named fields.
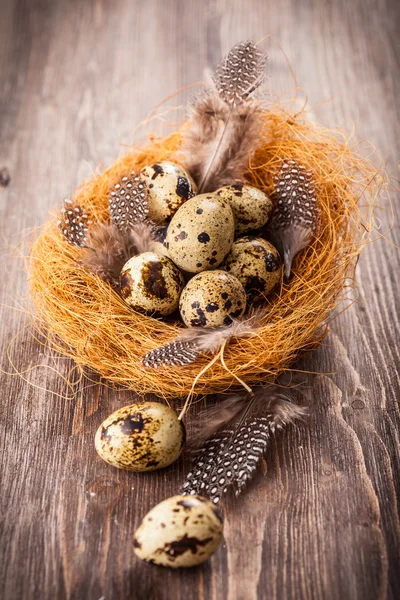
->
xmin=29 ymin=107 xmax=378 ymax=399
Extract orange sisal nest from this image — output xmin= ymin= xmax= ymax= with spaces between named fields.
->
xmin=29 ymin=107 xmax=379 ymax=399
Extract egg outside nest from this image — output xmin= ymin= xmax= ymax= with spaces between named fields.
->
xmin=133 ymin=494 xmax=223 ymax=568
xmin=95 ymin=402 xmax=185 ymax=472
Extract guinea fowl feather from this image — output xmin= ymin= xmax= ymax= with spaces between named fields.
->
xmin=181 ymin=388 xmax=306 ymax=503
xmin=178 ymin=41 xmax=268 ymax=193
xmin=142 ymin=308 xmax=266 ymax=368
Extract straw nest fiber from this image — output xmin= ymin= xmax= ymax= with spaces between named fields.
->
xmin=29 ymin=106 xmax=378 ymax=399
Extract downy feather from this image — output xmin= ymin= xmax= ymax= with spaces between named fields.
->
xmin=79 ymin=220 xmax=156 ymax=285
xmin=178 ymin=41 xmax=268 ymax=193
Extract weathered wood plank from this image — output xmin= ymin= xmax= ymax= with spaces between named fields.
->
xmin=1 ymin=0 xmax=399 ymax=599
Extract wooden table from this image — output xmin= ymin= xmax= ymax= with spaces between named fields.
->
xmin=1 ymin=1 xmax=399 ymax=598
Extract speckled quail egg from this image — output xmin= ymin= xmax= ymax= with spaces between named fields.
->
xmin=120 ymin=252 xmax=184 ymax=316
xmin=179 ymin=270 xmax=246 ymax=328
xmin=139 ymin=162 xmax=197 ymax=224
xmin=166 ymin=194 xmax=235 ymax=273
xmin=215 ymin=184 xmax=273 ymax=235
xmin=133 ymin=494 xmax=223 ymax=568
xmin=150 ymin=225 xmax=169 ymax=257
xmin=95 ymin=402 xmax=185 ymax=472
xmin=224 ymin=236 xmax=283 ymax=300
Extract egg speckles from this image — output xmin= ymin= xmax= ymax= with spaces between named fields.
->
xmin=166 ymin=194 xmax=235 ymax=273
xmin=224 ymin=237 xmax=283 ymax=299
xmin=215 ymin=184 xmax=273 ymax=235
xmin=139 ymin=162 xmax=197 ymax=224
xmin=151 ymin=226 xmax=169 ymax=257
xmin=133 ymin=495 xmax=223 ymax=568
xmin=179 ymin=270 xmax=246 ymax=327
xmin=120 ymin=252 xmax=184 ymax=316
xmin=95 ymin=402 xmax=185 ymax=471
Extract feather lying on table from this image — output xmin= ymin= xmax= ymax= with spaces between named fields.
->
xmin=142 ymin=308 xmax=267 ymax=368
xmin=181 ymin=388 xmax=306 ymax=503
xmin=178 ymin=41 xmax=268 ymax=193
xmin=78 ymin=220 xmax=156 ymax=285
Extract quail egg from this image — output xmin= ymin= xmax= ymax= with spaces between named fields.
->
xmin=133 ymin=494 xmax=223 ymax=568
xmin=179 ymin=270 xmax=246 ymax=327
xmin=150 ymin=225 xmax=169 ymax=257
xmin=166 ymin=194 xmax=235 ymax=273
xmin=95 ymin=402 xmax=185 ymax=471
xmin=224 ymin=236 xmax=282 ymax=299
xmin=215 ymin=184 xmax=273 ymax=235
xmin=120 ymin=252 xmax=184 ymax=316
xmin=139 ymin=162 xmax=197 ymax=224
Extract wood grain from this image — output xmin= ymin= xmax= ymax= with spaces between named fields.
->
xmin=1 ymin=0 xmax=399 ymax=598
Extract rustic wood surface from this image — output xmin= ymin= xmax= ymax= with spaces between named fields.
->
xmin=1 ymin=0 xmax=399 ymax=598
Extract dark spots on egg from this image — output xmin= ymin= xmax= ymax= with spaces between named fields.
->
xmin=146 ymin=460 xmax=160 ymax=468
xmin=191 ymin=301 xmax=200 ymax=308
xmin=120 ymin=412 xmax=146 ymax=434
xmin=224 ymin=299 xmax=232 ymax=310
xmin=264 ymin=251 xmax=282 ymax=272
xmin=151 ymin=163 xmax=164 ymax=179
xmin=196 ymin=262 xmax=202 ymax=268
xmin=142 ymin=260 xmax=168 ymax=299
xmin=191 ymin=307 xmax=207 ymax=327
xmin=208 ymin=257 xmax=217 ymax=265
xmin=221 ymin=292 xmax=228 ymax=299
xmin=232 ymin=183 xmax=244 ymax=193
xmin=100 ymin=426 xmax=113 ymax=443
xmin=198 ymin=232 xmax=210 ymax=244
xmin=120 ymin=270 xmax=134 ymax=299
xmin=176 ymin=176 xmax=193 ymax=200
xmin=223 ymin=316 xmax=233 ymax=325
xmin=206 ymin=302 xmax=219 ymax=312
xmin=231 ymin=308 xmax=243 ymax=318
xmin=212 ymin=250 xmax=218 ymax=256
xmin=196 ymin=208 xmax=203 ymax=214
xmin=175 ymin=230 xmax=187 ymax=241
xmin=163 ymin=535 xmax=214 ymax=558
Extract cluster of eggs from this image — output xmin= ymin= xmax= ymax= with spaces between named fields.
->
xmin=118 ymin=161 xmax=283 ymax=326
xmin=95 ymin=401 xmax=223 ymax=567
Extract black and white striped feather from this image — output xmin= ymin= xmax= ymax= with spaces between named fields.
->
xmin=181 ymin=390 xmax=306 ymax=504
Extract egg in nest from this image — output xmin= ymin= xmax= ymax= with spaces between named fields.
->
xmin=215 ymin=184 xmax=273 ymax=235
xmin=166 ymin=194 xmax=235 ymax=273
xmin=179 ymin=270 xmax=246 ymax=327
xmin=95 ymin=402 xmax=185 ymax=471
xmin=224 ymin=236 xmax=282 ymax=299
xmin=133 ymin=494 xmax=223 ymax=568
xmin=120 ymin=252 xmax=184 ymax=316
xmin=139 ymin=161 xmax=197 ymax=224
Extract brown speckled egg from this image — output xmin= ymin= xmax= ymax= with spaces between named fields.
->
xmin=215 ymin=184 xmax=273 ymax=235
xmin=95 ymin=402 xmax=185 ymax=471
xmin=179 ymin=270 xmax=246 ymax=327
xmin=166 ymin=194 xmax=235 ymax=273
xmin=139 ymin=162 xmax=197 ymax=224
xmin=133 ymin=494 xmax=223 ymax=568
xmin=150 ymin=225 xmax=169 ymax=257
xmin=224 ymin=236 xmax=282 ymax=300
xmin=120 ymin=252 xmax=184 ymax=316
